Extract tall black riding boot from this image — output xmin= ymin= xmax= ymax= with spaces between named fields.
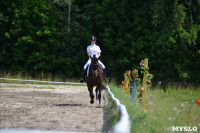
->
xmin=103 ymin=69 xmax=108 ymax=83
xmin=80 ymin=69 xmax=87 ymax=83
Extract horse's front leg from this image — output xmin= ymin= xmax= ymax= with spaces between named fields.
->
xmin=88 ymin=85 xmax=94 ymax=104
xmin=95 ymin=87 xmax=98 ymax=103
xmin=97 ymin=84 xmax=102 ymax=105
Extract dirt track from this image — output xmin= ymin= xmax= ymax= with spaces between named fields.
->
xmin=0 ymin=83 xmax=108 ymax=132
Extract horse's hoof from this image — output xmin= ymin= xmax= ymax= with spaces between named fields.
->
xmin=90 ymin=101 xmax=94 ymax=104
xmin=96 ymin=105 xmax=102 ymax=108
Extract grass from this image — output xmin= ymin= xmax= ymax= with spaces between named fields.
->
xmin=107 ymin=84 xmax=200 ymax=133
xmin=104 ymin=99 xmax=119 ymax=131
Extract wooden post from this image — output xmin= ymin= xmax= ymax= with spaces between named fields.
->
xmin=123 ymin=70 xmax=131 ymax=94
xmin=142 ymin=58 xmax=148 ymax=110
xmin=126 ymin=71 xmax=130 ymax=94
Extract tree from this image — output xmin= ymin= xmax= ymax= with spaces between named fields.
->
xmin=1 ymin=0 xmax=60 ymax=73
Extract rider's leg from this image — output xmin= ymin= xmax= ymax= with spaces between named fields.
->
xmin=80 ymin=69 xmax=87 ymax=83
xmin=98 ymin=60 xmax=108 ymax=83
xmin=80 ymin=60 xmax=91 ymax=83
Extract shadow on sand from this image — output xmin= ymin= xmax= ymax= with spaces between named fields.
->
xmin=54 ymin=103 xmax=84 ymax=107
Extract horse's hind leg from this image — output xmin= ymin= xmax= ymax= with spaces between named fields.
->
xmin=88 ymin=86 xmax=94 ymax=104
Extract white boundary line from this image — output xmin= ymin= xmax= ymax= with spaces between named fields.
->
xmin=106 ymin=86 xmax=131 ymax=133
xmin=0 ymin=78 xmax=86 ymax=85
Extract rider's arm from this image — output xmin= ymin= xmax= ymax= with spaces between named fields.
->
xmin=88 ymin=52 xmax=100 ymax=57
xmin=87 ymin=52 xmax=91 ymax=57
xmin=97 ymin=52 xmax=101 ymax=57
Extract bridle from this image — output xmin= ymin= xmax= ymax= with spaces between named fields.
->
xmin=91 ymin=55 xmax=99 ymax=77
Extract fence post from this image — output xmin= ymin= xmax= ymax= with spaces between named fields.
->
xmin=123 ymin=70 xmax=131 ymax=94
xmin=142 ymin=58 xmax=148 ymax=110
xmin=126 ymin=71 xmax=130 ymax=94
xmin=131 ymin=80 xmax=136 ymax=101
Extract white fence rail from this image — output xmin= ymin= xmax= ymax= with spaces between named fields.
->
xmin=0 ymin=78 xmax=86 ymax=85
xmin=106 ymin=86 xmax=131 ymax=133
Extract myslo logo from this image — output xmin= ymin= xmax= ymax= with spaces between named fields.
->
xmin=172 ymin=126 xmax=198 ymax=132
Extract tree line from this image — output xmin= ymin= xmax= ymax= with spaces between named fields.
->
xmin=0 ymin=0 xmax=200 ymax=85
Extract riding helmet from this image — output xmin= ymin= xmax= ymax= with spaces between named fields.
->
xmin=91 ymin=36 xmax=96 ymax=41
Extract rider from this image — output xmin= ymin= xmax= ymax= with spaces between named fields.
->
xmin=80 ymin=36 xmax=108 ymax=83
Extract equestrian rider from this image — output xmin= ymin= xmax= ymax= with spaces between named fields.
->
xmin=80 ymin=36 xmax=108 ymax=83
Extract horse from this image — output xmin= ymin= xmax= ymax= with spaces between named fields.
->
xmin=86 ymin=54 xmax=103 ymax=105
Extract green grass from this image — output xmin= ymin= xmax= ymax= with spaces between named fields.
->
xmin=107 ymin=84 xmax=200 ymax=133
xmin=104 ymin=98 xmax=119 ymax=131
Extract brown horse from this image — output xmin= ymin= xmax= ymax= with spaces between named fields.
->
xmin=86 ymin=54 xmax=103 ymax=105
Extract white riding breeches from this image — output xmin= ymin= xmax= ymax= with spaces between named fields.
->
xmin=98 ymin=60 xmax=105 ymax=69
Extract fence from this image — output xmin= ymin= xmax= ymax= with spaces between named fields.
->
xmin=0 ymin=78 xmax=86 ymax=85
xmin=106 ymin=86 xmax=131 ymax=133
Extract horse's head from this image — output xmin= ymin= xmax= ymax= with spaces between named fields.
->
xmin=90 ymin=54 xmax=99 ymax=77
xmin=90 ymin=54 xmax=99 ymax=66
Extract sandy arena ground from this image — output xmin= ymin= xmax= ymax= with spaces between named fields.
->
xmin=0 ymin=83 xmax=108 ymax=132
